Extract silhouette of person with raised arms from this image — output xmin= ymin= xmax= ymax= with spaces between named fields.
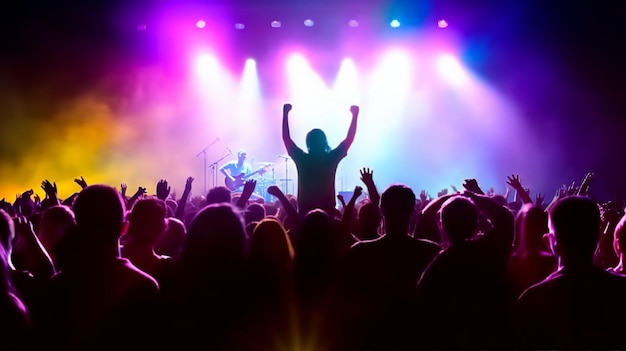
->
xmin=282 ymin=103 xmax=359 ymax=216
xmin=514 ymin=195 xmax=626 ymax=349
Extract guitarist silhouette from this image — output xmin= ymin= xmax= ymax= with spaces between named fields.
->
xmin=220 ymin=149 xmax=266 ymax=191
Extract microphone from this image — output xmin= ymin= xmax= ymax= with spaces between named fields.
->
xmin=227 ymin=147 xmax=232 ymax=155
xmin=277 ymin=154 xmax=290 ymax=160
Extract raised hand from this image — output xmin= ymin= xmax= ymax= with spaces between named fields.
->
xmin=134 ymin=186 xmax=147 ymax=198
xmin=41 ymin=180 xmax=58 ymax=199
xmin=359 ymin=167 xmax=374 ymax=187
xmin=566 ymin=181 xmax=578 ymax=196
xmin=354 ymin=185 xmax=363 ymax=199
xmin=578 ymin=172 xmax=595 ymax=196
xmin=419 ymin=190 xmax=429 ymax=203
xmin=350 ymin=105 xmax=360 ymax=115
xmin=156 ymin=179 xmax=171 ymax=200
xmin=450 ymin=185 xmax=459 ymax=193
xmin=184 ymin=177 xmax=194 ymax=193
xmin=337 ymin=194 xmax=346 ymax=209
xmin=74 ymin=176 xmax=88 ymax=189
xmin=463 ymin=178 xmax=484 ymax=194
xmin=283 ymin=103 xmax=292 ymax=115
xmin=13 ymin=215 xmax=35 ymax=239
xmin=267 ymin=185 xmax=283 ymax=198
xmin=120 ymin=183 xmax=127 ymax=197
xmin=437 ymin=188 xmax=449 ymax=198
xmin=241 ymin=179 xmax=257 ymax=199
xmin=535 ymin=193 xmax=545 ymax=207
xmin=506 ymin=174 xmax=523 ymax=190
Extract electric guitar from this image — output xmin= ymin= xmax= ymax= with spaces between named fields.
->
xmin=225 ymin=166 xmax=269 ymax=191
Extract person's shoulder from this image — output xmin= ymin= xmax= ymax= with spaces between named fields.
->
xmin=115 ymin=258 xmax=160 ymax=290
xmin=349 ymin=237 xmax=384 ymax=253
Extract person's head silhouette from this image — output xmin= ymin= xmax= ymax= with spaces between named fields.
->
xmin=305 ymin=128 xmax=330 ymax=154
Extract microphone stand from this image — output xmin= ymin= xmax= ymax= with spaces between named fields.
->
xmin=277 ymin=155 xmax=291 ymax=194
xmin=209 ymin=152 xmax=233 ymax=190
xmin=196 ymin=138 xmax=220 ymax=194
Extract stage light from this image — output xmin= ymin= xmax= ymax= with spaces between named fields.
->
xmin=438 ymin=19 xmax=448 ymax=28
xmin=136 ymin=23 xmax=147 ymax=31
xmin=304 ymin=19 xmax=314 ymax=27
xmin=196 ymin=20 xmax=206 ymax=29
xmin=271 ymin=20 xmax=281 ymax=28
xmin=235 ymin=23 xmax=245 ymax=30
xmin=437 ymin=54 xmax=468 ymax=85
xmin=390 ymin=19 xmax=401 ymax=28
xmin=348 ymin=20 xmax=359 ymax=27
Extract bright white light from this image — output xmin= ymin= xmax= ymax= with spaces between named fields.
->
xmin=271 ymin=20 xmax=281 ymax=28
xmin=285 ymin=53 xmax=332 ymax=124
xmin=196 ymin=20 xmax=206 ymax=29
xmin=332 ymin=58 xmax=360 ymax=106
xmin=348 ymin=20 xmax=359 ymax=27
xmin=235 ymin=23 xmax=245 ymax=30
xmin=196 ymin=54 xmax=219 ymax=77
xmin=437 ymin=55 xmax=469 ymax=85
xmin=390 ymin=19 xmax=401 ymax=28
xmin=304 ymin=19 xmax=314 ymax=27
xmin=438 ymin=19 xmax=448 ymax=28
xmin=239 ymin=58 xmax=261 ymax=108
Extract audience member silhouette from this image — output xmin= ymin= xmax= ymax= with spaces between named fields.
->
xmin=282 ymin=103 xmax=359 ymax=215
xmin=0 ymin=209 xmax=31 ymax=350
xmin=160 ymin=203 xmax=249 ymax=350
xmin=241 ymin=218 xmax=296 ymax=350
xmin=121 ymin=197 xmax=172 ymax=283
xmin=507 ymin=203 xmax=556 ymax=297
xmin=153 ymin=217 xmax=186 ymax=258
xmin=37 ymin=184 xmax=160 ymax=350
xmin=514 ymin=195 xmax=626 ymax=349
xmin=609 ymin=213 xmax=626 ymax=274
xmin=344 ymin=184 xmax=440 ymax=350
xmin=416 ymin=189 xmax=514 ymax=349
xmin=36 ymin=205 xmax=76 ymax=271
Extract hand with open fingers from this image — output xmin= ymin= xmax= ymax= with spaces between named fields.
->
xmin=506 ymin=174 xmax=524 ymax=190
xmin=463 ymin=178 xmax=482 ymax=194
xmin=41 ymin=180 xmax=58 ymax=198
xmin=359 ymin=167 xmax=374 ymax=187
xmin=74 ymin=176 xmax=88 ymax=189
xmin=156 ymin=179 xmax=171 ymax=200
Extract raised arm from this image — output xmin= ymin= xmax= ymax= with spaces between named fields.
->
xmin=175 ymin=177 xmax=194 ymax=220
xmin=359 ymin=167 xmax=380 ymax=206
xmin=282 ymin=103 xmax=298 ymax=152
xmin=506 ymin=174 xmax=533 ymax=204
xmin=339 ymin=105 xmax=359 ymax=149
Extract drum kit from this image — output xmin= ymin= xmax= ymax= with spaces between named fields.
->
xmin=251 ymin=161 xmax=276 ymax=202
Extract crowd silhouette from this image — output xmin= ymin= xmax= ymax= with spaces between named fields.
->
xmin=1 ymin=103 xmax=626 ymax=350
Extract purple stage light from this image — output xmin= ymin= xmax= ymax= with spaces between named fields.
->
xmin=271 ymin=20 xmax=281 ymax=28
xmin=136 ymin=23 xmax=147 ymax=31
xmin=438 ymin=19 xmax=448 ymax=28
xmin=235 ymin=23 xmax=245 ymax=30
xmin=304 ymin=19 xmax=314 ymax=27
xmin=348 ymin=20 xmax=359 ymax=27
xmin=196 ymin=20 xmax=206 ymax=29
